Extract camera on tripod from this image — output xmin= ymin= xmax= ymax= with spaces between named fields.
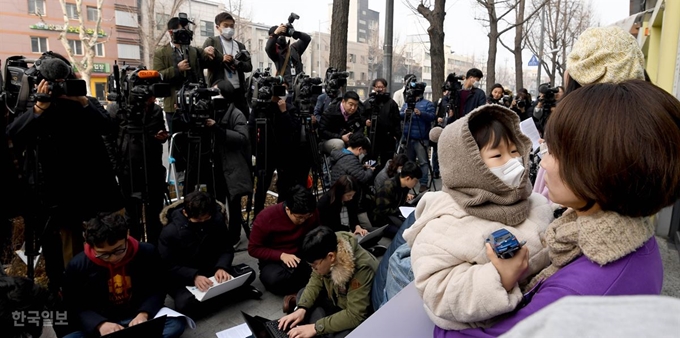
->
xmin=324 ymin=68 xmax=349 ymax=98
xmin=293 ymin=72 xmax=322 ymax=114
xmin=171 ymin=12 xmax=194 ymax=45
xmin=443 ymin=73 xmax=464 ymax=92
xmin=250 ymin=67 xmax=286 ymax=107
xmin=2 ymin=53 xmax=87 ymax=114
xmin=534 ymin=84 xmax=559 ymax=119
xmin=403 ymin=76 xmax=427 ymax=115
xmin=177 ymin=82 xmax=223 ymax=129
xmin=282 ymin=13 xmax=300 ymax=37
xmin=107 ymin=63 xmax=171 ymax=121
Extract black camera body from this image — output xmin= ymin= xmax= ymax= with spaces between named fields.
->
xmin=534 ymin=84 xmax=559 ymax=120
xmin=172 ymin=12 xmax=194 ymax=45
xmin=443 ymin=73 xmax=464 ymax=92
xmin=177 ymin=83 xmax=222 ymax=129
xmin=250 ymin=68 xmax=286 ymax=108
xmin=107 ymin=65 xmax=171 ymax=122
xmin=501 ymin=95 xmax=512 ymax=108
xmin=515 ymin=95 xmax=526 ymax=109
xmin=324 ymin=68 xmax=349 ymax=99
xmin=283 ymin=13 xmax=300 ymax=37
xmin=404 ymin=78 xmax=427 ymax=114
xmin=293 ymin=73 xmax=322 ymax=114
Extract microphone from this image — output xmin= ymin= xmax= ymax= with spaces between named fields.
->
xmin=38 ymin=58 xmax=72 ymax=81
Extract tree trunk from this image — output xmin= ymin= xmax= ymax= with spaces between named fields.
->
xmin=417 ymin=1 xmax=446 ymax=105
xmin=329 ymin=0 xmax=350 ymax=70
xmin=514 ymin=0 xmax=525 ymax=90
xmin=141 ymin=0 xmax=153 ymax=68
xmin=486 ymin=28 xmax=498 ymax=94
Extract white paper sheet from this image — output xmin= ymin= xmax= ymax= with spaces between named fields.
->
xmin=519 ymin=118 xmax=541 ymax=151
xmin=399 ymin=206 xmax=415 ymax=218
xmin=154 ymin=307 xmax=197 ymax=329
xmin=216 ymin=323 xmax=252 ymax=338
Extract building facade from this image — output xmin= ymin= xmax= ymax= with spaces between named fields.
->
xmin=328 ymin=0 xmax=379 ymax=44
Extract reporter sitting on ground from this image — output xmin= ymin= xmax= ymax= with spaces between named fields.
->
xmin=373 ymin=153 xmax=409 ymax=193
xmin=278 ymin=226 xmax=379 ymax=338
xmin=329 ymin=133 xmax=374 ymax=186
xmin=317 ymin=175 xmax=368 ymax=236
xmin=0 ymin=276 xmax=51 ymax=338
xmin=319 ymin=91 xmax=365 ymax=154
xmin=158 ymin=191 xmax=260 ymax=317
xmin=63 ymin=212 xmax=185 ymax=338
xmin=372 ymin=161 xmax=421 ymax=238
xmin=247 ymin=185 xmax=319 ymax=299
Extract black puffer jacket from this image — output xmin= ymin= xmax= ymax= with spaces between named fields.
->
xmin=329 ymin=149 xmax=373 ymax=185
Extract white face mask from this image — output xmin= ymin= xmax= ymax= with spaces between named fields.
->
xmin=221 ymin=27 xmax=235 ymax=40
xmin=489 ymin=157 xmax=524 ymax=187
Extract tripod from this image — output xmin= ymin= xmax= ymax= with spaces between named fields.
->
xmin=122 ymin=121 xmax=153 ymax=242
xmin=245 ymin=103 xmax=271 ymax=223
xmin=300 ymin=113 xmax=327 ymax=197
xmin=397 ymin=106 xmax=438 ymax=192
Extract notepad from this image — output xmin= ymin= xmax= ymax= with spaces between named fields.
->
xmin=519 ymin=118 xmax=541 ymax=151
xmin=186 ymin=272 xmax=252 ymax=302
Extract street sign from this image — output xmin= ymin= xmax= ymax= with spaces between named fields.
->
xmin=528 ymin=55 xmax=540 ymax=66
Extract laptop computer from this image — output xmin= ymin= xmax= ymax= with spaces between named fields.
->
xmin=101 ymin=315 xmax=166 ymax=338
xmin=356 ymin=224 xmax=388 ymax=247
xmin=241 ymin=311 xmax=289 ymax=338
xmin=186 ymin=271 xmax=253 ymax=302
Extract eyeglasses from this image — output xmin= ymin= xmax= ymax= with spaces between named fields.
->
xmin=95 ymin=243 xmax=127 ymax=260
xmin=539 ymin=142 xmax=549 ymax=156
xmin=291 ymin=213 xmax=313 ymax=222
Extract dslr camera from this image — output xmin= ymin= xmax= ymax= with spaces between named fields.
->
xmin=403 ymin=76 xmax=427 ymax=115
xmin=501 ymin=95 xmax=512 ymax=108
xmin=324 ymin=67 xmax=349 ymax=99
xmin=107 ymin=64 xmax=171 ymax=121
xmin=249 ymin=67 xmax=286 ymax=108
xmin=293 ymin=72 xmax=323 ymax=114
xmin=443 ymin=73 xmax=464 ymax=92
xmin=282 ymin=13 xmax=300 ymax=37
xmin=171 ymin=12 xmax=194 ymax=45
xmin=177 ymin=82 xmax=223 ymax=129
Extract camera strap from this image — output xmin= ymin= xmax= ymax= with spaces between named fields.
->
xmin=278 ymin=47 xmax=292 ymax=77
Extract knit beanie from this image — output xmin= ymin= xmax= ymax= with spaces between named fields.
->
xmin=437 ymin=104 xmax=533 ymax=226
xmin=567 ymin=26 xmax=645 ymax=85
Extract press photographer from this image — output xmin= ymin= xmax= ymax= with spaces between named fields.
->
xmin=248 ymin=69 xmax=303 ymax=217
xmin=399 ymin=76 xmax=435 ymax=193
xmin=203 ymin=12 xmax=253 ymax=119
xmin=106 ymin=65 xmax=170 ymax=245
xmin=487 ymin=83 xmax=512 ymax=108
xmin=362 ymin=78 xmax=401 ymax=170
xmin=533 ymin=83 xmax=560 ymax=136
xmin=446 ymin=68 xmax=486 ymax=124
xmin=510 ymin=88 xmax=533 ymax=121
xmin=5 ymin=52 xmax=123 ymax=292
xmin=266 ymin=13 xmax=312 ymax=85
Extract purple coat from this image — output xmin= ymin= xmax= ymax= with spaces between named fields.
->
xmin=435 ymin=237 xmax=663 ymax=338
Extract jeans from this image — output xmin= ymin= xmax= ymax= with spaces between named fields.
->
xmin=63 ymin=316 xmax=186 ymax=338
xmin=404 ymin=138 xmax=429 ymax=186
xmin=296 ymin=288 xmax=352 ymax=338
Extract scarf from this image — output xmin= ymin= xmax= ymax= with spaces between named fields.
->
xmin=85 ymin=236 xmax=140 ymax=305
xmin=525 ymin=208 xmax=655 ymax=290
xmin=438 ymin=104 xmax=534 ymax=225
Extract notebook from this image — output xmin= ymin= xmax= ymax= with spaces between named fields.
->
xmin=185 ymin=271 xmax=252 ymax=302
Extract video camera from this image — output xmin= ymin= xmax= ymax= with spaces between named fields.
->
xmin=177 ymin=82 xmax=223 ymax=129
xmin=171 ymin=12 xmax=194 ymax=45
xmin=293 ymin=72 xmax=322 ymax=114
xmin=2 ymin=52 xmax=87 ymax=115
xmin=403 ymin=76 xmax=427 ymax=115
xmin=107 ymin=63 xmax=171 ymax=121
xmin=250 ymin=67 xmax=286 ymax=108
xmin=534 ymin=84 xmax=559 ymax=120
xmin=443 ymin=73 xmax=464 ymax=93
xmin=282 ymin=13 xmax=300 ymax=37
xmin=324 ymin=67 xmax=349 ymax=99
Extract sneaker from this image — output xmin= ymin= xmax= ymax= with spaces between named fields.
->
xmin=247 ymin=286 xmax=263 ymax=299
xmin=282 ymin=294 xmax=297 ymax=314
xmin=419 ymin=185 xmax=429 ymax=193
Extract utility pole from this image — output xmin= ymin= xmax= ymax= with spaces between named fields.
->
xmin=536 ymin=6 xmax=545 ymax=93
xmin=383 ymin=0 xmax=394 ymax=93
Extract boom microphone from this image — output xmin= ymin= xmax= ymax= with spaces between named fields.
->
xmin=38 ymin=58 xmax=72 ymax=81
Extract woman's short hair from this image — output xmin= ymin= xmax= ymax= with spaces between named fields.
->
xmin=545 ymin=80 xmax=680 ymax=217
xmin=329 ymin=175 xmax=357 ymax=204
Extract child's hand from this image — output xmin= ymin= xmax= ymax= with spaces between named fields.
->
xmin=485 ymin=243 xmax=529 ymax=292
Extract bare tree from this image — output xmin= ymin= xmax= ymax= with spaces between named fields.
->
xmin=497 ymin=0 xmax=534 ymax=90
xmin=224 ymin=0 xmax=252 ymax=44
xmin=524 ymin=0 xmax=593 ymax=85
xmin=138 ymin=0 xmax=186 ymax=69
xmin=36 ymin=0 xmax=108 ymax=96
xmin=367 ymin=21 xmax=384 ymax=80
xmin=405 ymin=0 xmax=447 ymax=104
xmin=329 ymin=0 xmax=350 ymax=70
xmin=474 ymin=0 xmax=544 ymax=94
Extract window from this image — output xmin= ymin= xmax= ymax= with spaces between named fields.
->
xmin=268 ymin=62 xmax=272 ymax=69
xmin=358 ymin=37 xmax=366 ymax=43
xmin=95 ymin=82 xmax=106 ymax=101
xmin=247 ymin=40 xmax=251 ymax=50
xmin=348 ymin=54 xmax=355 ymax=63
xmin=349 ymin=71 xmax=354 ymax=80
xmin=360 ymin=56 xmax=366 ymax=64
xmin=28 ymin=0 xmax=45 ymax=15
xmin=362 ymin=10 xmax=366 ymax=15
xmin=95 ymin=43 xmax=105 ymax=57
xmin=424 ymin=66 xmax=431 ymax=73
xmin=66 ymin=3 xmax=79 ymax=19
xmin=156 ymin=13 xmax=170 ymax=30
xmin=115 ymin=10 xmax=138 ymax=28
xmin=117 ymin=44 xmax=141 ymax=59
xmin=258 ymin=62 xmax=264 ymax=70
xmin=361 ymin=72 xmax=366 ymax=81
xmin=200 ymin=21 xmax=214 ymax=37
xmin=30 ymin=37 xmax=47 ymax=53
xmin=68 ymin=40 xmax=83 ymax=55
xmin=258 ymin=39 xmax=263 ymax=51
xmin=358 ymin=29 xmax=366 ymax=33
xmin=359 ymin=20 xmax=366 ymax=25
xmin=87 ymin=6 xmax=98 ymax=21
